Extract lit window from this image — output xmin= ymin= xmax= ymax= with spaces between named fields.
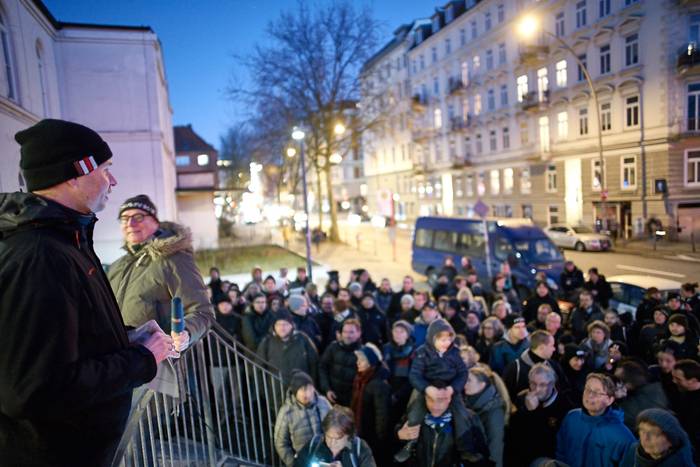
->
xmin=556 ymin=60 xmax=567 ymax=88
xmin=490 ymin=169 xmax=500 ymax=195
xmin=521 ymin=167 xmax=531 ymax=194
xmin=539 ymin=116 xmax=550 ymax=153
xmin=176 ymin=155 xmax=190 ymax=166
xmin=197 ymin=154 xmax=210 ymax=166
xmin=557 ymin=111 xmax=568 ymax=140
xmin=537 ymin=68 xmax=548 ymax=102
xmin=434 ymin=108 xmax=443 ymax=129
xmin=517 ymin=75 xmax=529 ymax=102
xmin=503 ymin=168 xmax=513 ymax=194
xmin=592 ymin=159 xmax=603 ymax=191
xmin=474 ymin=94 xmax=482 ymax=115
xmin=686 ymin=150 xmax=700 ymax=186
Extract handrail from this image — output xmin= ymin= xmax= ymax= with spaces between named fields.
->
xmin=111 ymin=323 xmax=285 ymax=467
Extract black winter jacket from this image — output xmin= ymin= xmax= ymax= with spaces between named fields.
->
xmin=354 ymin=366 xmax=392 ymax=461
xmin=357 ymin=305 xmax=388 ymax=347
xmin=319 ymin=340 xmax=360 ymax=406
xmin=0 ymin=193 xmax=157 ymax=467
xmin=409 ymin=320 xmax=468 ymax=394
xmin=241 ymin=308 xmax=276 ymax=351
xmin=522 ymin=293 xmax=560 ymax=322
xmin=257 ymin=331 xmax=319 ymax=386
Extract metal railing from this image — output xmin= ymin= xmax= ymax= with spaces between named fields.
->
xmin=111 ymin=323 xmax=285 ymax=467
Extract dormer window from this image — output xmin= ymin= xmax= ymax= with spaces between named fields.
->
xmin=416 ymin=29 xmax=423 ymax=44
xmin=433 ymin=17 xmax=441 ymax=33
xmin=446 ymin=6 xmax=454 ymax=23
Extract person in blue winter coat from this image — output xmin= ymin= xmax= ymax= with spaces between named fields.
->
xmin=489 ymin=314 xmax=530 ymax=375
xmin=556 ymin=372 xmax=635 ymax=467
xmin=620 ymin=408 xmax=695 ymax=467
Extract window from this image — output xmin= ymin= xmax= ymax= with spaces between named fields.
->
xmin=498 ymin=43 xmax=506 ymax=65
xmin=579 ymin=108 xmax=589 ymax=135
xmin=197 ymin=154 xmax=210 ymax=166
xmin=176 ymin=155 xmax=190 ymax=166
xmin=420 ymin=54 xmax=425 ymax=70
xmin=445 ymin=39 xmax=451 ymax=55
xmin=546 ymin=164 xmax=557 ymax=192
xmin=464 ymin=136 xmax=472 ymax=158
xmin=555 ymin=12 xmax=565 ymax=37
xmin=433 ymin=16 xmax=441 ymax=33
xmin=477 ymin=172 xmax=486 ymax=195
xmin=415 ymin=228 xmax=434 ymax=248
xmin=456 ymin=231 xmax=485 ymax=256
xmin=460 ymin=28 xmax=466 ymax=46
xmin=433 ymin=77 xmax=440 ymax=96
xmin=502 ymin=127 xmax=510 ymax=149
xmin=434 ymin=108 xmax=443 ymax=129
xmin=462 ymin=97 xmax=470 ymax=120
xmin=599 ymin=0 xmax=610 ymax=17
xmin=0 ymin=10 xmax=16 ymax=100
xmin=600 ymin=44 xmax=611 ymax=74
xmin=539 ymin=116 xmax=550 ymax=153
xmin=601 ymin=102 xmax=612 ymax=132
xmin=487 ymin=88 xmax=496 ymax=111
xmin=498 ymin=4 xmax=505 ymax=23
xmin=485 ymin=12 xmax=492 ymax=31
xmin=625 ymin=34 xmax=639 ymax=66
xmin=522 ymin=204 xmax=533 ymax=218
xmin=625 ymin=96 xmax=639 ymax=127
xmin=466 ymin=174 xmax=474 ymax=196
xmin=490 ymin=169 xmax=500 ymax=194
xmin=517 ymin=75 xmax=528 ymax=102
xmin=461 ymin=61 xmax=469 ymax=85
xmin=557 ymin=111 xmax=568 ymax=139
xmin=476 ymin=133 xmax=483 ymax=154
xmin=471 ymin=20 xmax=477 ymax=39
xmin=473 ymin=55 xmax=481 ymax=73
xmin=500 ymin=84 xmax=508 ymax=106
xmin=474 ymin=94 xmax=482 ymax=115
xmin=556 ymin=60 xmax=567 ymax=88
xmin=592 ymin=159 xmax=603 ymax=191
xmin=521 ymin=167 xmax=532 ymax=194
xmin=503 ymin=168 xmax=514 ymax=194
xmin=520 ymin=120 xmax=529 ymax=145
xmin=486 ymin=49 xmax=494 ymax=70
xmin=432 ymin=47 xmax=438 ymax=63
xmin=489 ymin=130 xmax=497 ymax=151
xmin=36 ymin=41 xmax=49 ymax=116
xmin=548 ymin=205 xmax=560 ymax=225
xmin=625 ymin=0 xmax=639 ymax=5
xmin=537 ymin=67 xmax=548 ymax=102
xmin=621 ymin=156 xmax=637 ymax=189
xmin=578 ymin=54 xmax=587 ymax=82
xmin=686 ymin=150 xmax=700 ymax=186
xmin=576 ymin=1 xmax=587 ymax=29
xmin=688 ymin=83 xmax=700 ymax=131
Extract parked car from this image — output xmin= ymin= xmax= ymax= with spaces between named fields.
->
xmin=608 ymin=274 xmax=681 ymax=318
xmin=545 ymin=224 xmax=612 ymax=251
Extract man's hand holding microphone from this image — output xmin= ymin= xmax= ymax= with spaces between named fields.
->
xmin=127 ymin=297 xmax=189 ymax=364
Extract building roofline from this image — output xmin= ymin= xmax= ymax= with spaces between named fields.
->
xmin=32 ymin=0 xmax=154 ymax=33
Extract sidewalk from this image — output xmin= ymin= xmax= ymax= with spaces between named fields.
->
xmin=613 ymin=238 xmax=700 ymax=261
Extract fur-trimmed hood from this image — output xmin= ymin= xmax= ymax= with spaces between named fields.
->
xmin=126 ymin=221 xmax=193 ymax=265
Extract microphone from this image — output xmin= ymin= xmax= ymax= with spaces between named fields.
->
xmin=171 ymin=297 xmax=184 ymax=334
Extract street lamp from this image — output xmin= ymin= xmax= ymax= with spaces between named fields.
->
xmin=329 ymin=153 xmax=343 ymax=165
xmin=291 ymin=127 xmax=313 ymax=281
xmin=286 ymin=147 xmax=297 ymax=158
xmin=517 ymin=14 xmax=608 ymax=230
xmin=334 ymin=122 xmax=346 ymax=136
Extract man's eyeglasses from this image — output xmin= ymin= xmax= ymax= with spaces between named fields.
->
xmin=119 ymin=213 xmax=150 ymax=225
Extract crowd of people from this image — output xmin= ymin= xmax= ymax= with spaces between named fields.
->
xmin=208 ymin=260 xmax=700 ymax=467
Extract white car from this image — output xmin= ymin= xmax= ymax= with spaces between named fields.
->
xmin=608 ymin=274 xmax=681 ymax=318
xmin=545 ymin=224 xmax=612 ymax=251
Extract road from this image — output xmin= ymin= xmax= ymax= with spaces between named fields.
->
xmin=339 ymin=221 xmax=700 ymax=283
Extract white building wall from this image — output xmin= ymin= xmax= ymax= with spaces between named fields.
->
xmin=0 ymin=0 xmax=174 ymax=264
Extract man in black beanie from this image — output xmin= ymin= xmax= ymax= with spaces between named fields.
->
xmin=0 ymin=119 xmax=176 ymax=467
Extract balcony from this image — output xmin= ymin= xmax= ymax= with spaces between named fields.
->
xmin=411 ymin=94 xmax=430 ymax=112
xmin=521 ymin=90 xmax=549 ymax=112
xmin=448 ymin=77 xmax=465 ymax=95
xmin=677 ymin=43 xmax=700 ymax=74
xmin=411 ymin=127 xmax=433 ymax=142
xmin=449 ymin=116 xmax=472 ymax=132
xmin=451 ymin=154 xmax=472 ymax=168
xmin=519 ymin=44 xmax=550 ymax=66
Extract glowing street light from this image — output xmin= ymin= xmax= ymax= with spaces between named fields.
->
xmin=292 ymin=128 xmax=305 ymax=141
xmin=516 ymin=14 xmax=538 ymax=39
xmin=334 ymin=122 xmax=346 ymax=135
xmin=329 ymin=153 xmax=343 ymax=165
xmin=286 ymin=147 xmax=297 ymax=158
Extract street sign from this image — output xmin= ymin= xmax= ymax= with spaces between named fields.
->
xmin=474 ymin=199 xmax=489 ymax=218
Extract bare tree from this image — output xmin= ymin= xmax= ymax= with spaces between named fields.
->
xmin=229 ymin=0 xmax=385 ymax=242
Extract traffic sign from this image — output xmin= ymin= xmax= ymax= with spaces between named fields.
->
xmin=474 ymin=199 xmax=489 ymax=218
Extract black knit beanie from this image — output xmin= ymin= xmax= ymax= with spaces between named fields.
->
xmin=15 ymin=119 xmax=113 ymax=191
xmin=118 ymin=194 xmax=158 ymax=220
xmin=289 ymin=370 xmax=314 ymax=394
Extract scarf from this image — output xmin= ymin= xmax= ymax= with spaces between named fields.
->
xmin=424 ymin=411 xmax=453 ymax=433
xmin=351 ymin=367 xmax=376 ymax=433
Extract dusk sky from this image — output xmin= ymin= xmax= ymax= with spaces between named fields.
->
xmin=44 ymin=1 xmax=432 ymax=152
